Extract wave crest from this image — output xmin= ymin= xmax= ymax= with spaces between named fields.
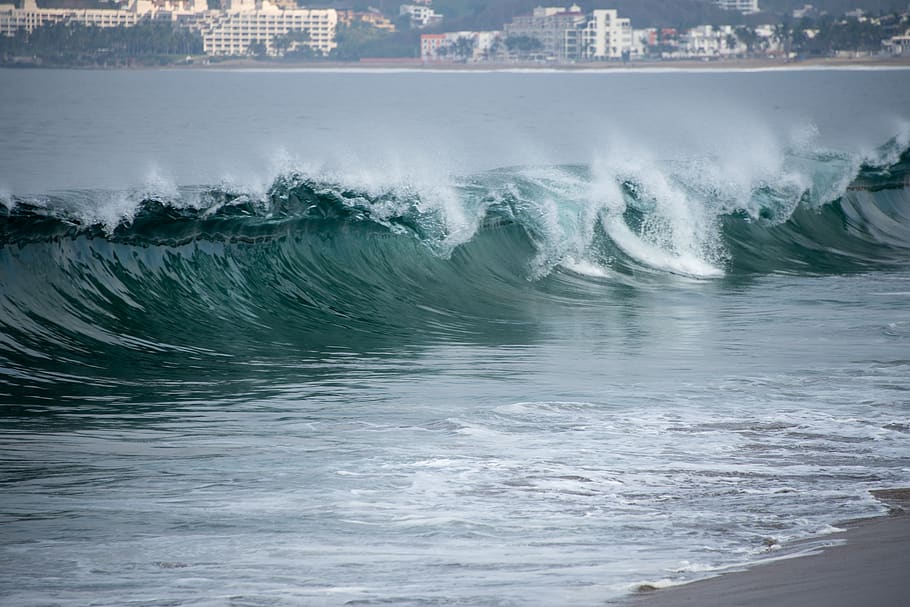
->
xmin=1 ymin=138 xmax=908 ymax=370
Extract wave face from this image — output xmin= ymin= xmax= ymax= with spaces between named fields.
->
xmin=1 ymin=138 xmax=909 ymax=383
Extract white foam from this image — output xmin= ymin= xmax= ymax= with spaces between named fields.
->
xmin=629 ymin=577 xmax=681 ymax=592
xmin=560 ymin=256 xmax=614 ymax=278
xmin=669 ymin=560 xmax=725 ymax=574
xmin=603 ymin=215 xmax=724 ymax=277
xmin=0 ymin=189 xmax=12 ymax=211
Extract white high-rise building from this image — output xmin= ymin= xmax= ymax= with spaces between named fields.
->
xmin=580 ymin=9 xmax=631 ymax=60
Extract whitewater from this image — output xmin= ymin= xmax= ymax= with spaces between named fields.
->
xmin=1 ymin=68 xmax=909 ymax=606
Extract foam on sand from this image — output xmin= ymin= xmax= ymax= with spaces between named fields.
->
xmin=624 ymin=488 xmax=910 ymax=607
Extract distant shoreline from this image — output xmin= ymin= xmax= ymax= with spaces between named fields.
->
xmin=4 ymin=55 xmax=910 ymax=72
xmin=173 ymin=55 xmax=910 ymax=71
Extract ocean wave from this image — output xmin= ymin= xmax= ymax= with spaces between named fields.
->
xmin=1 ymin=137 xmax=908 ymax=379
xmin=3 ymin=136 xmax=908 ymax=264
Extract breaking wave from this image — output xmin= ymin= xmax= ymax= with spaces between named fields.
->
xmin=1 ymin=136 xmax=909 ymax=391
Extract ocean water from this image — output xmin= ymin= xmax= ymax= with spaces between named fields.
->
xmin=1 ymin=67 xmax=910 ymax=606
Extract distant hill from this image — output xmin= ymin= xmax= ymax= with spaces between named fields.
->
xmin=759 ymin=0 xmax=910 ymax=16
xmin=430 ymin=0 xmax=744 ymax=30
xmin=422 ymin=0 xmax=910 ymax=29
xmin=30 ymin=0 xmax=122 ymax=7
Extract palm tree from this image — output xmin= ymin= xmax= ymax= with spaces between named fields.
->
xmin=248 ymin=41 xmax=266 ymax=57
xmin=773 ymin=21 xmax=792 ymax=56
xmin=735 ymin=26 xmax=758 ymax=57
xmin=453 ymin=36 xmax=475 ymax=62
xmin=273 ymin=29 xmax=310 ymax=57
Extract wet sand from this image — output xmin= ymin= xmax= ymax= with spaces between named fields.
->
xmin=625 ymin=489 xmax=910 ymax=607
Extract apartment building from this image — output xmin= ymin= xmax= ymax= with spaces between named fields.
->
xmin=197 ymin=0 xmax=337 ymax=56
xmin=503 ymin=5 xmax=633 ymax=62
xmin=580 ymin=9 xmax=631 ymax=60
xmin=0 ymin=0 xmax=161 ymax=36
xmin=504 ymin=5 xmax=586 ymax=61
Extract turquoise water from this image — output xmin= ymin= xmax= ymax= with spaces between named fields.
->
xmin=1 ymin=68 xmax=910 ymax=606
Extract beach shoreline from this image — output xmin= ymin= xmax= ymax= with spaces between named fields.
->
xmin=620 ymin=488 xmax=910 ymax=607
xmin=168 ymin=55 xmax=910 ymax=71
xmin=5 ymin=54 xmax=910 ymax=71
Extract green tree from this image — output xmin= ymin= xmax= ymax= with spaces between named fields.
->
xmin=332 ymin=20 xmax=389 ymax=61
xmin=734 ymin=26 xmax=759 ymax=57
xmin=272 ymin=29 xmax=310 ymax=57
xmin=790 ymin=24 xmax=810 ymax=56
xmin=331 ymin=20 xmax=419 ymax=60
xmin=772 ymin=20 xmax=793 ymax=56
xmin=248 ymin=41 xmax=267 ymax=57
xmin=504 ymin=34 xmax=543 ymax=58
xmin=799 ymin=15 xmax=885 ymax=56
xmin=1 ymin=20 xmax=203 ymax=67
xmin=484 ymin=37 xmax=502 ymax=61
xmin=451 ymin=36 xmax=476 ymax=62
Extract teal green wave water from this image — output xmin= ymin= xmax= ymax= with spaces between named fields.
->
xmin=2 ymin=140 xmax=908 ymax=403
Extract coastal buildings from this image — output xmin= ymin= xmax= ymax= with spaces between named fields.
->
xmin=679 ymin=25 xmax=742 ymax=57
xmin=337 ymin=9 xmax=395 ymax=33
xmin=2 ymin=0 xmax=907 ymax=64
xmin=502 ymin=5 xmax=632 ymax=62
xmin=420 ymin=30 xmax=501 ymax=63
xmin=0 ymin=0 xmax=159 ymax=36
xmin=503 ymin=5 xmax=586 ymax=62
xmin=0 ymin=0 xmax=338 ymax=57
xmin=197 ymin=0 xmax=337 ymax=56
xmin=420 ymin=33 xmax=449 ymax=61
xmin=399 ymin=4 xmax=442 ymax=29
xmin=422 ymin=6 xmax=636 ymax=64
xmin=883 ymin=29 xmax=910 ymax=56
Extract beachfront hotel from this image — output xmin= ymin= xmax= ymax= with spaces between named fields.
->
xmin=0 ymin=0 xmax=338 ymax=57
xmin=0 ymin=0 xmax=164 ymax=36
xmin=197 ymin=0 xmax=337 ymax=57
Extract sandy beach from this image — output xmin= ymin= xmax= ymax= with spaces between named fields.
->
xmin=623 ymin=489 xmax=910 ymax=607
xmin=175 ymin=55 xmax=910 ymax=71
